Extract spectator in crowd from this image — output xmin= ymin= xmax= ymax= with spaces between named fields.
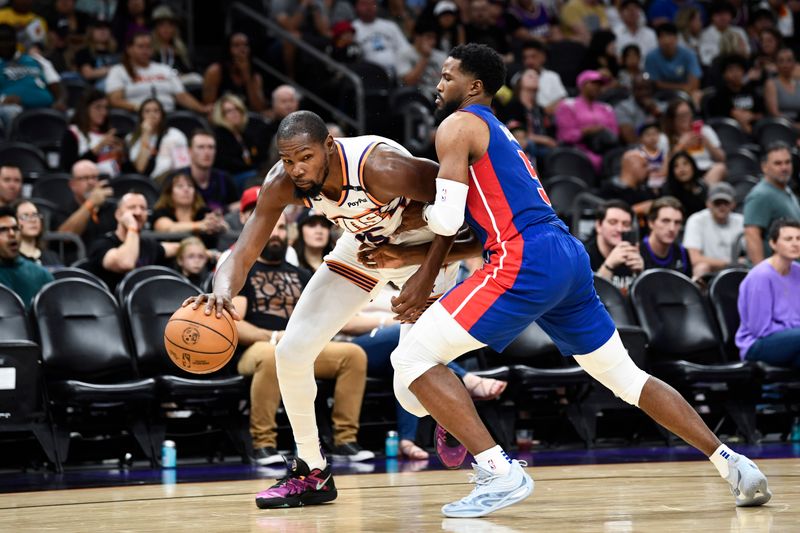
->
xmin=502 ymin=69 xmax=557 ymax=168
xmin=736 ymin=218 xmax=800 ymax=368
xmin=174 ymin=235 xmax=209 ymax=287
xmin=748 ymin=28 xmax=783 ymax=84
xmin=326 ymin=20 xmax=361 ymax=65
xmin=202 ymin=32 xmax=266 ymax=113
xmin=74 ymin=19 xmax=119 ymax=91
xmin=47 ymin=0 xmax=91 ymax=72
xmin=641 ymin=195 xmax=692 ymax=277
xmin=698 ymin=1 xmax=750 ymax=67
xmin=744 ymin=141 xmax=800 ymax=264
xmin=464 ymin=0 xmax=510 ymax=58
xmin=126 ymin=97 xmax=189 ymax=179
xmin=56 ymin=160 xmax=115 ymax=243
xmin=86 ymin=191 xmax=177 ymax=291
xmin=659 ymin=99 xmax=726 ymax=185
xmin=233 ymin=212 xmax=373 ymax=466
xmin=617 ymin=44 xmax=643 ymax=88
xmin=270 ymin=0 xmax=331 ymax=81
xmin=60 ymin=89 xmax=126 ymax=175
xmin=581 ymin=30 xmax=619 ymax=80
xmin=764 ymin=48 xmax=800 ymax=127
xmin=292 ymin=208 xmax=334 ymax=273
xmin=13 ymin=199 xmax=60 ymax=267
xmin=0 ymin=23 xmax=54 ymax=129
xmin=106 ymin=31 xmax=209 ymax=114
xmin=555 ymin=69 xmax=619 ymax=173
xmin=519 ymin=40 xmax=567 ymax=114
xmin=210 ymin=93 xmax=269 ymax=184
xmin=505 ymin=0 xmax=555 ymax=43
xmin=151 ymin=171 xmax=227 ymax=249
xmin=150 ymin=5 xmax=195 ymax=80
xmin=110 ymin=0 xmax=150 ymax=46
xmin=397 ymin=22 xmax=447 ymax=105
xmin=0 ymin=0 xmax=48 ymax=52
xmin=600 ymin=149 xmax=657 ymax=219
xmin=663 ymin=150 xmax=707 ymax=217
xmin=584 ymin=199 xmax=643 ymax=292
xmin=430 ymin=0 xmax=465 ymax=52
xmin=614 ymin=0 xmax=657 ymax=62
xmin=638 ymin=122 xmax=667 ymax=185
xmin=706 ymin=27 xmax=751 ymax=88
xmin=768 ymin=0 xmax=794 ymax=39
xmin=179 ymin=130 xmax=239 ymax=213
xmin=0 ymin=165 xmax=22 ymax=208
xmin=647 ymin=0 xmax=704 ymax=28
xmin=645 ymin=22 xmax=701 ymax=96
xmin=675 ymin=5 xmax=702 ymax=56
xmin=560 ymin=0 xmax=608 ymax=45
xmin=615 ymin=76 xmax=659 ymax=145
xmin=352 ymin=0 xmax=414 ymax=79
xmin=683 ymin=182 xmax=743 ymax=276
xmin=745 ymin=7 xmax=777 ymax=51
xmin=707 ymin=54 xmax=764 ymax=134
xmin=0 ymin=205 xmax=53 ymax=307
xmin=264 ymin=85 xmax=302 ymax=165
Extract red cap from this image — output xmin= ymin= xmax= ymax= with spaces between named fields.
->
xmin=240 ymin=186 xmax=260 ymax=213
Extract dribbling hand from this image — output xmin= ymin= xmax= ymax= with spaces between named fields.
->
xmin=183 ymin=293 xmax=242 ymax=320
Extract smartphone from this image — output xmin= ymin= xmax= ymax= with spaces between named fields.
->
xmin=691 ymin=119 xmax=704 ymax=136
xmin=621 ymin=230 xmax=638 ymax=244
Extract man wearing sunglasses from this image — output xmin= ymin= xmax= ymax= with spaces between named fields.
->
xmin=0 ymin=205 xmax=53 ymax=306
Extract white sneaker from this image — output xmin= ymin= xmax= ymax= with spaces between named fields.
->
xmin=725 ymin=454 xmax=772 ymax=507
xmin=441 ymin=460 xmax=533 ymax=518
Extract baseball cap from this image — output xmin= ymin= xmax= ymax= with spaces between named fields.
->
xmin=331 ymin=20 xmax=355 ymax=40
xmin=707 ymin=182 xmax=735 ymax=203
xmin=433 ymin=1 xmax=458 ymax=16
xmin=296 ymin=208 xmax=332 ymax=228
xmin=240 ymin=186 xmax=260 ymax=213
xmin=576 ymin=70 xmax=609 ymax=89
xmin=152 ymin=5 xmax=179 ymax=22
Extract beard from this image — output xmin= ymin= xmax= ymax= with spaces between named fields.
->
xmin=434 ymin=98 xmax=462 ymax=125
xmin=293 ymin=159 xmax=330 ymax=200
xmin=261 ymin=238 xmax=288 ymax=262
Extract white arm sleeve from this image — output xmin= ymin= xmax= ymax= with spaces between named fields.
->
xmin=422 ymin=178 xmax=469 ymax=236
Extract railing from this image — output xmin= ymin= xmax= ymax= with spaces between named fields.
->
xmin=227 ymin=2 xmax=366 ymax=134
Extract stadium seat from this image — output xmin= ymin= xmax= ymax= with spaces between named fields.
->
xmin=42 ymin=232 xmax=87 ymax=265
xmin=544 ymin=175 xmax=588 ymax=223
xmin=9 ymin=109 xmax=68 ymax=168
xmin=32 ymin=279 xmax=157 ymax=465
xmin=115 ymin=265 xmax=187 ymax=304
xmin=123 ymin=276 xmax=250 ymax=463
xmin=544 ymin=40 xmax=587 ymax=88
xmin=706 ymin=117 xmax=748 ymax=152
xmin=732 ymin=176 xmax=759 ymax=204
xmin=630 ymin=269 xmax=758 ymax=442
xmin=31 ymin=173 xmax=74 ymax=214
xmin=725 ymin=149 xmax=760 ymax=181
xmin=602 ymin=145 xmax=630 ymax=179
xmin=51 ymin=266 xmax=108 ymax=291
xmin=165 ymin=110 xmax=211 ymax=139
xmin=108 ymin=109 xmax=138 ymax=138
xmin=593 ymin=274 xmax=636 ymax=326
xmin=0 ymin=142 xmax=48 ymax=177
xmin=543 ymin=147 xmax=597 ymax=187
xmin=754 ymin=117 xmax=798 ymax=148
xmin=64 ymin=78 xmax=88 ymax=110
xmin=110 ymin=174 xmax=160 ymax=207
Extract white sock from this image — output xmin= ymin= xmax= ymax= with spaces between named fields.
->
xmin=709 ymin=444 xmax=736 ymax=478
xmin=299 ymin=441 xmax=326 ymax=472
xmin=475 ymin=445 xmax=512 ymax=476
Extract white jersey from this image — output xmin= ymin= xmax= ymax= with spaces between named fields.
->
xmin=303 ymin=135 xmax=426 ymax=247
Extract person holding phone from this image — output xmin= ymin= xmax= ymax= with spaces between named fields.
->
xmin=659 ymin=99 xmax=726 ymax=185
xmin=584 ymin=199 xmax=644 ymax=293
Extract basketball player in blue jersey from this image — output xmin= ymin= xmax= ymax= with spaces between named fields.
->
xmin=379 ymin=44 xmax=772 ymax=518
xmin=186 ymin=111 xmax=481 ymax=509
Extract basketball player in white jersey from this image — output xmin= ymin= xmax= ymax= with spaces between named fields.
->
xmin=187 ymin=110 xmax=480 ymax=509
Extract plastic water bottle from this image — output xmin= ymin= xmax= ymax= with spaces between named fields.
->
xmin=791 ymin=418 xmax=800 ymax=442
xmin=385 ymin=431 xmax=399 ymax=458
xmin=162 ymin=440 xmax=177 ymax=468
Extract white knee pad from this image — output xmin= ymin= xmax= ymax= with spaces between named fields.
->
xmin=390 ymin=330 xmax=443 ymax=389
xmin=574 ymin=330 xmax=650 ymax=407
xmin=393 ymin=373 xmax=429 ymax=417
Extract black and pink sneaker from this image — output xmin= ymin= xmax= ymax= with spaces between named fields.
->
xmin=255 ymin=457 xmax=337 ymax=509
xmin=435 ymin=423 xmax=468 ymax=469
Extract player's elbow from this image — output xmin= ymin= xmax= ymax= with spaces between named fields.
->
xmin=425 ymin=205 xmax=464 ymax=236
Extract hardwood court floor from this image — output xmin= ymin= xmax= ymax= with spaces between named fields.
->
xmin=0 ymin=459 xmax=797 ymax=532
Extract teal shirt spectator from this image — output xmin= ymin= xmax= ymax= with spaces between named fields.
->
xmin=743 ymin=180 xmax=800 ymax=259
xmin=0 ymin=53 xmax=54 ymax=108
xmin=644 ymin=45 xmax=702 ymax=85
xmin=0 ymin=256 xmax=53 ymax=307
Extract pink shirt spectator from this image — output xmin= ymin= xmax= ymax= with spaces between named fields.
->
xmin=555 ymin=96 xmax=618 ymax=172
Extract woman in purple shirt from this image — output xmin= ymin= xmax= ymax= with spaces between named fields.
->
xmin=736 ymin=218 xmax=800 ymax=367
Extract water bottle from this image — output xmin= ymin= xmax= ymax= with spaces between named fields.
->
xmin=385 ymin=430 xmax=399 ymax=458
xmin=162 ymin=440 xmax=177 ymax=468
xmin=791 ymin=418 xmax=800 ymax=442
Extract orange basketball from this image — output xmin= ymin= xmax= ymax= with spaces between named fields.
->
xmin=164 ymin=305 xmax=238 ymax=374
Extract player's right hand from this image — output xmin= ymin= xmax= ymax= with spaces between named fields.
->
xmin=395 ymin=201 xmax=426 ymax=234
xmin=357 ymin=243 xmax=408 ymax=269
xmin=183 ymin=293 xmax=242 ymax=321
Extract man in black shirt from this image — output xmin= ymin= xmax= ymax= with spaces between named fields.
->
xmin=641 ymin=196 xmax=693 ymax=277
xmin=86 ymin=192 xmax=177 ymax=290
xmin=583 ymin=199 xmax=644 ymax=293
xmin=600 ymin=149 xmax=658 ymax=220
xmin=707 ymin=54 xmax=764 ymax=134
xmin=233 ymin=212 xmax=372 ymax=467
xmin=56 ymin=160 xmax=116 ymax=246
xmin=177 ymin=131 xmax=239 ymax=213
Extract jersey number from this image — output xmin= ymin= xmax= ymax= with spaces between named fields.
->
xmin=517 ymin=150 xmax=551 ymax=206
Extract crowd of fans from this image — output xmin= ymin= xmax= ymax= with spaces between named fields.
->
xmin=0 ymin=0 xmax=798 ymax=464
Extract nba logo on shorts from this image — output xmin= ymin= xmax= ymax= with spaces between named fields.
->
xmin=181 ymin=352 xmax=191 ymax=368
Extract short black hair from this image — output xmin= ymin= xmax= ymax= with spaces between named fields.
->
xmin=621 ymin=44 xmax=641 ymax=59
xmin=619 ymin=0 xmax=642 ymax=10
xmin=521 ymin=39 xmax=545 ymax=54
xmin=276 ymin=110 xmax=329 ymax=145
xmin=449 ymin=43 xmax=507 ymax=96
xmin=656 ymin=22 xmax=678 ymax=37
xmin=761 ymin=140 xmax=791 ymax=161
xmin=0 ymin=205 xmax=16 ymax=219
xmin=720 ymin=54 xmax=748 ymax=73
xmin=596 ymin=199 xmax=634 ymax=223
xmin=768 ymin=218 xmax=800 ymax=242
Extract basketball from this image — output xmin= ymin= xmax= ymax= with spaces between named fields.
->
xmin=164 ymin=305 xmax=238 ymax=374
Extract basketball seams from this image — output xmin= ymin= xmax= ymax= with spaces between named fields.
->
xmin=167 ymin=317 xmax=235 ymax=348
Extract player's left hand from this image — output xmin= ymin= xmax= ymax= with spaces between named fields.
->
xmin=358 ymin=243 xmax=407 ymax=269
xmin=394 ymin=201 xmax=426 ymax=234
xmin=391 ymin=269 xmax=435 ymax=323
